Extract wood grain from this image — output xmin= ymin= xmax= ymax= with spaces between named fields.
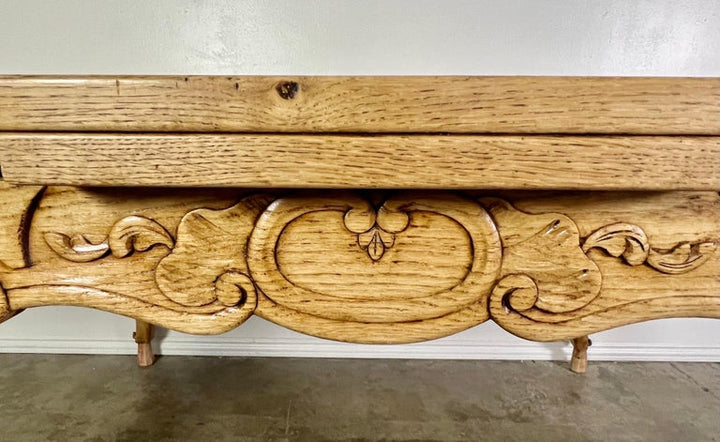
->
xmin=0 ymin=76 xmax=717 ymax=134
xmin=0 ymin=184 xmax=44 ymax=269
xmin=0 ymin=186 xmax=717 ymax=342
xmin=2 ymin=75 xmax=717 ymax=366
xmin=484 ymin=191 xmax=720 ymax=341
xmin=1 ymin=134 xmax=718 ymax=190
xmin=247 ymin=193 xmax=502 ymax=323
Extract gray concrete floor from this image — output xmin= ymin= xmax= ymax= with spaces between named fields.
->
xmin=0 ymin=355 xmax=717 ymax=441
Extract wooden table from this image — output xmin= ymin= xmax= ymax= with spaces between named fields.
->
xmin=0 ymin=76 xmax=718 ymax=371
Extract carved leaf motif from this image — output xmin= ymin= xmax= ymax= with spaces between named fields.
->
xmin=44 ymin=232 xmax=109 ymax=262
xmin=107 ymin=216 xmax=174 ymax=258
xmin=647 ymin=242 xmax=716 ymax=274
xmin=360 ymin=230 xmax=383 ymax=260
xmin=45 ymin=216 xmax=174 ymax=263
xmin=357 ymin=229 xmax=382 ymax=261
xmin=583 ymin=223 xmax=715 ymax=274
xmin=481 ymin=198 xmax=602 ymax=314
xmin=345 ymin=202 xmax=404 ymax=262
xmin=357 ymin=227 xmax=396 ymax=261
xmin=582 ymin=223 xmax=649 ymax=266
xmin=155 ymin=195 xmax=273 ymax=307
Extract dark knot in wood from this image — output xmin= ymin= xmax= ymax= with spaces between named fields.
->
xmin=276 ymin=81 xmax=300 ymax=100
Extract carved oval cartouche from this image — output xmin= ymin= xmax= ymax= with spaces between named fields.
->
xmin=276 ymin=210 xmax=473 ymax=300
xmin=248 ymin=193 xmax=503 ymax=324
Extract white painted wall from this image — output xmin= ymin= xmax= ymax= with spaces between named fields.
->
xmin=1 ymin=0 xmax=718 ymax=361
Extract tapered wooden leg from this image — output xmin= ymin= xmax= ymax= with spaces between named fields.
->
xmin=570 ymin=336 xmax=591 ymax=373
xmin=133 ymin=320 xmax=155 ymax=367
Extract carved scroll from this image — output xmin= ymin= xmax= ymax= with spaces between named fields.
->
xmin=0 ymin=185 xmax=717 ymax=342
xmin=485 ymin=201 xmax=718 ymax=342
xmin=0 ymin=282 xmax=10 ymax=322
xmin=0 ymin=184 xmax=44 ymax=269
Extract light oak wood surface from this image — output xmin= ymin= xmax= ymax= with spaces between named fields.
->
xmin=1 ymin=134 xmax=718 ymax=190
xmin=0 ymin=75 xmax=718 ymax=370
xmin=0 ymin=76 xmax=717 ymax=134
xmin=0 ymin=184 xmax=717 ymax=343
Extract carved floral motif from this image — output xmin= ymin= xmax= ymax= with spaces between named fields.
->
xmin=343 ymin=204 xmax=410 ymax=261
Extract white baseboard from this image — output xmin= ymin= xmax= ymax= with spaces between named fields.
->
xmin=1 ymin=337 xmax=718 ymax=362
xmin=2 ymin=310 xmax=718 ymax=362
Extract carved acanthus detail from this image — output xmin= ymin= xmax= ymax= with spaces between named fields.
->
xmin=43 ymin=233 xmax=110 ymax=263
xmin=583 ymin=223 xmax=716 ymax=274
xmin=155 ymin=194 xmax=272 ymax=310
xmin=44 ymin=216 xmax=174 ymax=263
xmin=481 ymin=198 xmax=602 ymax=315
xmin=107 ymin=216 xmax=175 ymax=259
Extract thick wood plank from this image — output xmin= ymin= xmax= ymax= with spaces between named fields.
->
xmin=1 ymin=133 xmax=718 ymax=190
xmin=0 ymin=76 xmax=717 ymax=134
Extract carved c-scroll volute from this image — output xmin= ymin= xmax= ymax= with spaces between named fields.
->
xmin=0 ymin=282 xmax=10 ymax=321
xmin=0 ymin=183 xmax=44 ymax=269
